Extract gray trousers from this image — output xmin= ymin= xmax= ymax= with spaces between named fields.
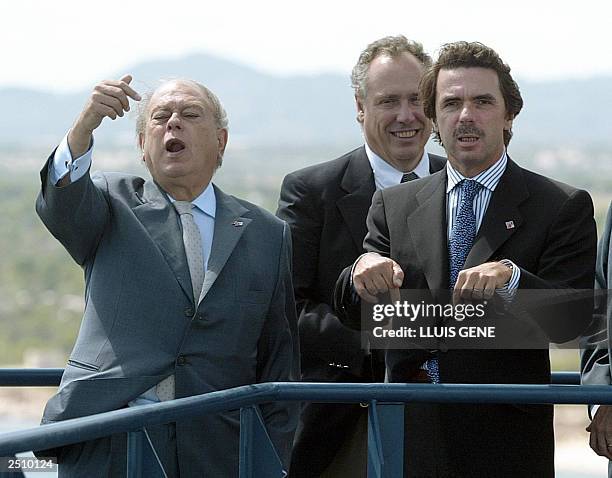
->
xmin=57 ymin=423 xmax=178 ymax=477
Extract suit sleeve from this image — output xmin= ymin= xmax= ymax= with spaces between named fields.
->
xmin=581 ymin=201 xmax=612 ymax=386
xmin=334 ymin=189 xmax=390 ymax=329
xmin=517 ymin=189 xmax=597 ymax=342
xmin=35 ymin=150 xmax=110 ymax=266
xmin=277 ymin=173 xmax=365 ymax=373
xmin=256 ymin=222 xmax=300 ymax=469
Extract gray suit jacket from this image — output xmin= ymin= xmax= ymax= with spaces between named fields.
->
xmin=36 ymin=154 xmax=299 ymax=477
xmin=582 ymin=202 xmax=612 ymax=384
xmin=581 ymin=201 xmax=612 ymax=476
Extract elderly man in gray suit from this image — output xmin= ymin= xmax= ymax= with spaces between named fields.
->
xmin=36 ymin=75 xmax=299 ymax=477
xmin=582 ymin=201 xmax=612 ymax=475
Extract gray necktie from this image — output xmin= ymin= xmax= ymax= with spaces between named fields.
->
xmin=174 ymin=201 xmax=205 ymax=303
xmin=156 ymin=201 xmax=205 ymax=402
xmin=401 ymin=172 xmax=419 ymax=183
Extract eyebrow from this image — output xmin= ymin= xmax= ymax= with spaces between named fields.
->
xmin=150 ymin=102 xmax=206 ymax=113
xmin=439 ymin=93 xmax=497 ymax=102
xmin=474 ymin=94 xmax=497 ymax=101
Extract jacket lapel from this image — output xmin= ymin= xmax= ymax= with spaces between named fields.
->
xmin=407 ymin=169 xmax=450 ymax=289
xmin=132 ymin=180 xmax=193 ymax=302
xmin=464 ymin=159 xmax=528 ymax=269
xmin=199 ymin=186 xmax=251 ymax=301
xmin=336 ymin=147 xmax=376 ymax=251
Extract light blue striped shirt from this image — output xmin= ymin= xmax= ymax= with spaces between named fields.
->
xmin=445 ymin=151 xmax=520 ymax=291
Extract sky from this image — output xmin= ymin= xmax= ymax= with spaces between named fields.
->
xmin=2 ymin=0 xmax=611 ymax=93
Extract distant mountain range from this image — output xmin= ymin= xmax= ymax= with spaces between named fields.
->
xmin=1 ymin=53 xmax=610 ymax=149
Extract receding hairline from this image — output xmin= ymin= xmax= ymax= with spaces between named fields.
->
xmin=147 ymin=80 xmax=216 ymax=112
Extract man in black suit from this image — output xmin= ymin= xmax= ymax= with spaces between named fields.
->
xmin=277 ymin=36 xmax=444 ymax=477
xmin=335 ymin=41 xmax=596 ymax=477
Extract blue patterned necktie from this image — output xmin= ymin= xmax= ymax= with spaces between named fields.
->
xmin=425 ymin=179 xmax=482 ymax=384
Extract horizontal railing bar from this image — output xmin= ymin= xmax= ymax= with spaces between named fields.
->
xmin=0 ymin=383 xmax=278 ymax=456
xmin=0 ymin=380 xmax=606 ymax=457
xmin=0 ymin=368 xmax=63 ymax=386
xmin=0 ymin=370 xmax=582 ymax=387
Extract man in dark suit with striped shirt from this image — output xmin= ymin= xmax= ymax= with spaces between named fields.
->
xmin=335 ymin=41 xmax=596 ymax=477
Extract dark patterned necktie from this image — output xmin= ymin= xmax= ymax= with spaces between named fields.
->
xmin=425 ymin=179 xmax=482 ymax=384
xmin=449 ymin=180 xmax=482 ymax=287
xmin=401 ymin=171 xmax=419 ymax=183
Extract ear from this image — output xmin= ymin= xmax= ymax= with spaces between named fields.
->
xmin=355 ymin=95 xmax=365 ymax=124
xmin=504 ymin=114 xmax=514 ymax=131
xmin=217 ymin=128 xmax=228 ymax=155
xmin=138 ymin=132 xmax=145 ymax=152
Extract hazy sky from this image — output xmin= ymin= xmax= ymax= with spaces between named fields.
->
xmin=3 ymin=0 xmax=611 ymax=92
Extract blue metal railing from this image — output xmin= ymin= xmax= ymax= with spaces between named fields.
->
xmin=0 ymin=370 xmax=606 ymax=477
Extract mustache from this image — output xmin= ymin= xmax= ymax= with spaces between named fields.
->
xmin=454 ymin=124 xmax=484 ymax=138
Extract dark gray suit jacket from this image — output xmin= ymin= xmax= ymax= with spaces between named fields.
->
xmin=277 ymin=146 xmax=444 ymax=476
xmin=581 ymin=201 xmax=612 ymax=476
xmin=582 ymin=203 xmax=612 ymax=378
xmin=36 ymin=153 xmax=299 ymax=477
xmin=336 ymin=159 xmax=597 ymax=477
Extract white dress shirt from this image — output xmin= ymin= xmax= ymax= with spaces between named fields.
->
xmin=364 ymin=142 xmax=431 ymax=190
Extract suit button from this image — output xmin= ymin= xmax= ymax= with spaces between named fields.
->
xmin=177 ymin=355 xmax=187 ymax=366
xmin=184 ymin=307 xmax=194 ymax=317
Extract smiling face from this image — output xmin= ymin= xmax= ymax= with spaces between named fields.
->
xmin=139 ymin=80 xmax=228 ymax=200
xmin=434 ymin=67 xmax=513 ymax=177
xmin=356 ymin=52 xmax=432 ymax=172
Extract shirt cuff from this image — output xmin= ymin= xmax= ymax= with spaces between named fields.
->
xmin=349 ymin=253 xmax=370 ymax=305
xmin=50 ymin=133 xmax=94 ymax=185
xmin=495 ymin=259 xmax=520 ymax=302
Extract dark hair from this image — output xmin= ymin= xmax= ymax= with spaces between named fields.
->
xmin=420 ymin=41 xmax=523 ymax=146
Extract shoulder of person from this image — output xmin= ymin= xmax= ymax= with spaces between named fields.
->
xmin=90 ymin=170 xmax=147 ymax=195
xmin=514 ymin=162 xmax=591 ymax=204
xmin=281 ymin=146 xmax=367 ymax=189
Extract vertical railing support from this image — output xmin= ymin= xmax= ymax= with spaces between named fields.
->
xmin=126 ymin=429 xmax=167 ymax=478
xmin=368 ymin=401 xmax=404 ymax=478
xmin=239 ymin=405 xmax=286 ymax=478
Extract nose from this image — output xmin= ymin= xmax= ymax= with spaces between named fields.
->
xmin=397 ymin=100 xmax=417 ymax=123
xmin=459 ymin=103 xmax=474 ymax=123
xmin=166 ymin=112 xmax=182 ymax=130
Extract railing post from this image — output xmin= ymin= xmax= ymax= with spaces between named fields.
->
xmin=368 ymin=401 xmax=404 ymax=478
xmin=126 ymin=429 xmax=167 ymax=478
xmin=239 ymin=405 xmax=286 ymax=478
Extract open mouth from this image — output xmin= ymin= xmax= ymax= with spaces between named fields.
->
xmin=165 ymin=138 xmax=186 ymax=153
xmin=391 ymin=130 xmax=418 ymax=139
xmin=458 ymin=135 xmax=479 ymax=143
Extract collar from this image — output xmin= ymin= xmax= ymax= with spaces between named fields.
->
xmin=365 ymin=142 xmax=430 ymax=190
xmin=446 ymin=150 xmax=508 ymax=194
xmin=169 ymin=182 xmax=216 ymax=219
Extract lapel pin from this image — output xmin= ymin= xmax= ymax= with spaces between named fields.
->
xmin=232 ymin=220 xmax=244 ymax=227
xmin=505 ymin=221 xmax=515 ymax=230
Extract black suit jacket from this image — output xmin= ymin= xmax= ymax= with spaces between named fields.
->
xmin=277 ymin=146 xmax=445 ymax=476
xmin=335 ymin=159 xmax=597 ymax=477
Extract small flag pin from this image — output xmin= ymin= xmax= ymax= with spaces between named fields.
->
xmin=505 ymin=221 xmax=515 ymax=229
xmin=232 ymin=220 xmax=244 ymax=227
